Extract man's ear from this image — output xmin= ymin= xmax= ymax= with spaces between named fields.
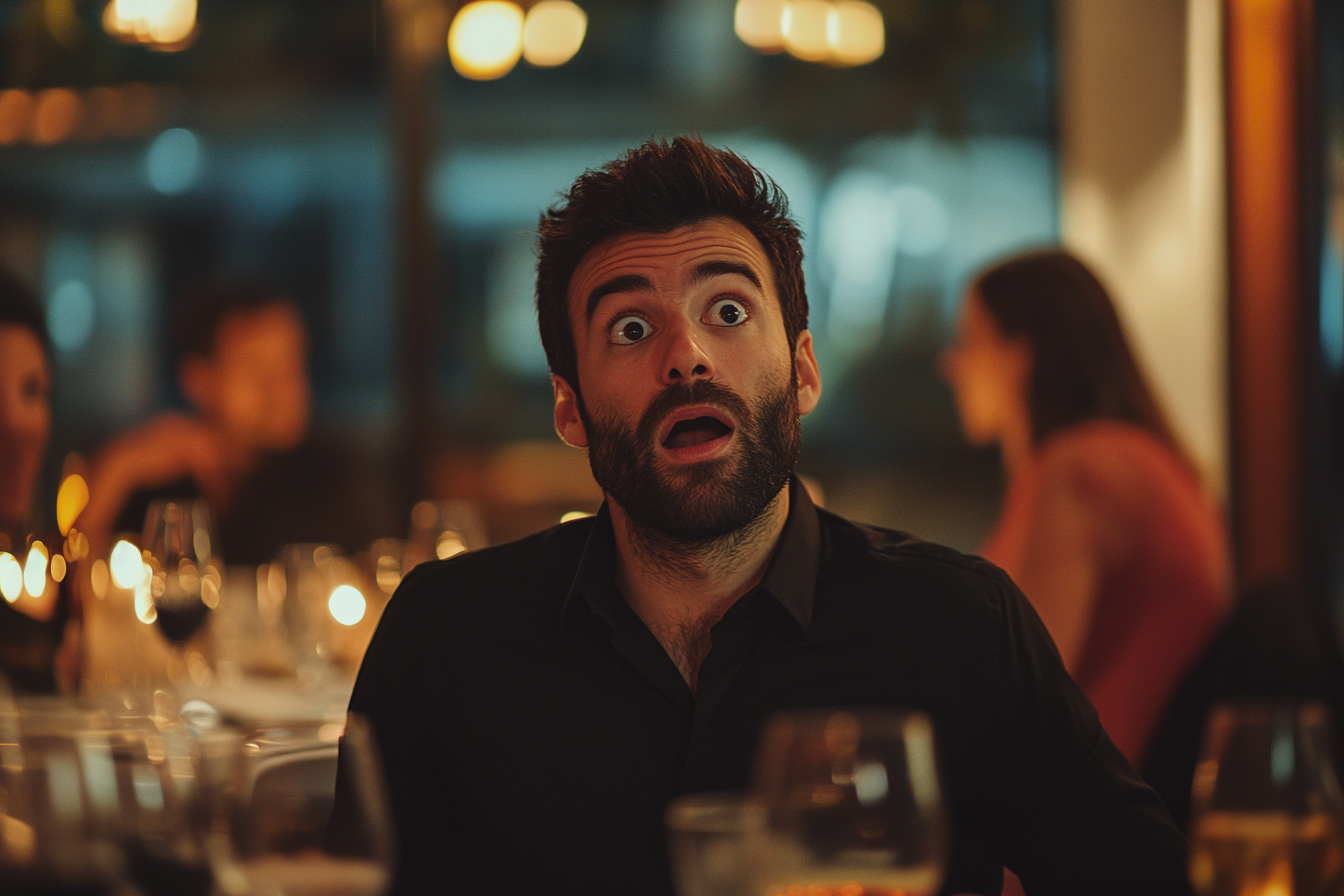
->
xmin=793 ymin=330 xmax=822 ymax=416
xmin=553 ymin=375 xmax=588 ymax=448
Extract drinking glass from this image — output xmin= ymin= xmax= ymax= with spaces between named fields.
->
xmin=226 ymin=712 xmax=393 ymax=896
xmin=142 ymin=499 xmax=221 ymax=680
xmin=747 ymin=708 xmax=948 ymax=896
xmin=404 ymin=500 xmax=487 ymax=570
xmin=1188 ymin=702 xmax=1344 ymax=896
xmin=0 ymin=690 xmax=211 ymax=896
xmin=667 ymin=791 xmax=754 ymax=896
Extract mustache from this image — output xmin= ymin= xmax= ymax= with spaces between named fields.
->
xmin=635 ymin=380 xmax=753 ymax=448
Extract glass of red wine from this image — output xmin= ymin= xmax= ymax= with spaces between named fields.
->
xmin=141 ymin=500 xmax=221 ymax=678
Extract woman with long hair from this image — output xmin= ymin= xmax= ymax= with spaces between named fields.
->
xmin=941 ymin=248 xmax=1231 ymax=765
xmin=0 ymin=266 xmax=78 ymax=692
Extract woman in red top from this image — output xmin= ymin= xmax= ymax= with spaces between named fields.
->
xmin=941 ymin=249 xmax=1231 ymax=766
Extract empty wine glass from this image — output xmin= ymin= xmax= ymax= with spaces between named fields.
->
xmin=225 ymin=712 xmax=393 ymax=896
xmin=0 ymin=696 xmax=126 ymax=895
xmin=0 ymin=690 xmax=212 ymax=896
xmin=404 ymin=500 xmax=487 ymax=571
xmin=667 ymin=790 xmax=754 ymax=896
xmin=747 ymin=708 xmax=948 ymax=896
xmin=142 ymin=500 xmax=221 ymax=682
xmin=1188 ymin=702 xmax=1344 ymax=896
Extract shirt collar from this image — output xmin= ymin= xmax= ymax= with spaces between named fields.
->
xmin=561 ymin=476 xmax=821 ymax=633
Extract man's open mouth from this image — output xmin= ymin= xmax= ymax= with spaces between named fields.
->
xmin=662 ymin=415 xmax=733 ymax=450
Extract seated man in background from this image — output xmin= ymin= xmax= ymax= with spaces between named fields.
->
xmin=82 ymin=281 xmax=396 ymax=564
xmin=345 ymin=137 xmax=1193 ymax=895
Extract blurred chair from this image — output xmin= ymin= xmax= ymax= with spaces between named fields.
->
xmin=1140 ymin=580 xmax=1344 ymax=832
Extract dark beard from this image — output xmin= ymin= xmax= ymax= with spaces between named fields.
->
xmin=580 ymin=373 xmax=802 ymax=543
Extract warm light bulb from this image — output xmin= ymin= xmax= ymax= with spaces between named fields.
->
xmin=829 ymin=0 xmax=883 ymax=66
xmin=328 ymin=584 xmax=367 ymax=626
xmin=0 ymin=553 xmax=21 ymax=603
xmin=782 ymin=0 xmax=835 ymax=62
xmin=523 ymin=1 xmax=586 ymax=67
xmin=735 ymin=0 xmax=788 ymax=52
xmin=105 ymin=0 xmax=196 ymax=49
xmin=148 ymin=0 xmax=195 ymax=44
xmin=110 ymin=539 xmax=146 ymax=589
xmin=448 ymin=1 xmax=525 ymax=80
xmin=23 ymin=543 xmax=48 ymax=598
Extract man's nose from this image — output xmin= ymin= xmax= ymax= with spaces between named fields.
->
xmin=660 ymin=317 xmax=714 ymax=385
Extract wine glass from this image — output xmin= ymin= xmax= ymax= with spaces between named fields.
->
xmin=1188 ymin=702 xmax=1344 ymax=896
xmin=404 ymin=500 xmax=487 ymax=571
xmin=0 ymin=690 xmax=212 ymax=896
xmin=142 ymin=499 xmax=221 ymax=680
xmin=667 ymin=790 xmax=754 ymax=896
xmin=747 ymin=708 xmax=948 ymax=896
xmin=224 ymin=712 xmax=393 ymax=896
xmin=0 ymin=694 xmax=126 ymax=895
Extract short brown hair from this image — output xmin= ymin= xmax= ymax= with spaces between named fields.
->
xmin=974 ymin=249 xmax=1182 ymax=455
xmin=536 ymin=136 xmax=808 ymax=396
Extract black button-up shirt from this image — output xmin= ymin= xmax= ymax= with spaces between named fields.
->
xmin=347 ymin=479 xmax=1191 ymax=895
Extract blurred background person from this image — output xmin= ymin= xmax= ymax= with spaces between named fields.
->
xmin=0 ymin=266 xmax=78 ymax=692
xmin=81 ymin=281 xmax=396 ymax=564
xmin=940 ymin=248 xmax=1232 ymax=767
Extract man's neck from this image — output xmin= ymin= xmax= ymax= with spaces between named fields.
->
xmin=609 ymin=485 xmax=791 ymax=694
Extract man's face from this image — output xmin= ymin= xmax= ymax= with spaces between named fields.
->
xmin=183 ymin=304 xmax=311 ymax=454
xmin=553 ymin=217 xmax=820 ymax=540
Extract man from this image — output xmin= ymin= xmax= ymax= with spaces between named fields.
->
xmin=81 ymin=281 xmax=395 ymax=562
xmin=347 ymin=137 xmax=1192 ymax=895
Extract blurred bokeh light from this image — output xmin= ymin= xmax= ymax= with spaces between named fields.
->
xmin=103 ymin=0 xmax=198 ymax=49
xmin=449 ymin=1 xmax=526 ymax=80
xmin=145 ymin=127 xmax=200 ymax=194
xmin=830 ymin=1 xmax=884 ymax=66
xmin=782 ymin=0 xmax=833 ymax=63
xmin=522 ymin=1 xmax=587 ymax=68
xmin=735 ymin=0 xmax=788 ymax=53
xmin=31 ymin=89 xmax=82 ymax=145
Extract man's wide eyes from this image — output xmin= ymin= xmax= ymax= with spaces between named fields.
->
xmin=610 ymin=315 xmax=650 ymax=345
xmin=708 ymin=298 xmax=747 ymax=326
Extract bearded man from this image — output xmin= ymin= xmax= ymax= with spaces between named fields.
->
xmin=345 ymin=137 xmax=1192 ymax=896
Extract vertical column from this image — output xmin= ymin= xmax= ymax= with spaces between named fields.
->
xmin=1056 ymin=0 xmax=1229 ymax=501
xmin=1226 ymin=0 xmax=1311 ymax=587
xmin=385 ymin=0 xmax=445 ymax=514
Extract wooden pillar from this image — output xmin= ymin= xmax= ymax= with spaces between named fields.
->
xmin=384 ymin=0 xmax=446 ymax=513
xmin=1225 ymin=0 xmax=1313 ymax=588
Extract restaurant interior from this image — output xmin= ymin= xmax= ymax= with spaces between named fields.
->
xmin=0 ymin=0 xmax=1342 ymax=894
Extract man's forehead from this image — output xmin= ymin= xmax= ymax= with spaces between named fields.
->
xmin=569 ymin=218 xmax=772 ymax=299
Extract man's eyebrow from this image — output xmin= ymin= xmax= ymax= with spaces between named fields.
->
xmin=694 ymin=260 xmax=762 ymax=289
xmin=586 ymin=274 xmax=653 ymax=321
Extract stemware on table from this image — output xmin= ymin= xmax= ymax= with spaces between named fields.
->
xmin=223 ymin=712 xmax=393 ymax=896
xmin=745 ymin=708 xmax=948 ymax=896
xmin=141 ymin=499 xmax=222 ymax=683
xmin=1188 ymin=702 xmax=1344 ymax=896
xmin=0 ymin=686 xmax=214 ymax=896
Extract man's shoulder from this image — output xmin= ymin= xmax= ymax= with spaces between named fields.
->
xmin=819 ymin=507 xmax=1013 ymax=590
